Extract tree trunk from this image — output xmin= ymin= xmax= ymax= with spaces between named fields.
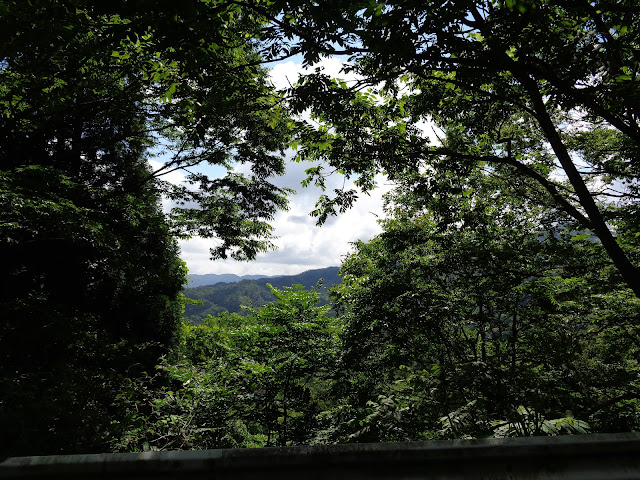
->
xmin=521 ymin=75 xmax=640 ymax=298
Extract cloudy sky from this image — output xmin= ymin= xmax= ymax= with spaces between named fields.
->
xmin=158 ymin=57 xmax=393 ymax=277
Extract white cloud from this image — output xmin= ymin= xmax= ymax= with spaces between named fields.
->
xmin=182 ymin=154 xmax=392 ymax=276
xmin=270 ymin=56 xmax=359 ymax=91
xmin=168 ymin=58 xmax=392 ymax=277
xmin=415 ymin=118 xmax=443 ymax=146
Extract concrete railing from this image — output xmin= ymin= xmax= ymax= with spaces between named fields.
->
xmin=2 ymin=433 xmax=640 ymax=479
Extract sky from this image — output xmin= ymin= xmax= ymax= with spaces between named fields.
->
xmin=156 ymin=57 xmax=393 ymax=277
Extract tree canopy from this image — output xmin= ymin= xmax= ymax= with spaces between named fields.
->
xmin=0 ymin=0 xmax=293 ymax=456
xmin=1 ymin=0 xmax=294 ymax=260
xmin=260 ymin=0 xmax=640 ymax=296
xmin=2 ymin=0 xmax=640 ymax=457
xmin=330 ymin=167 xmax=639 ymax=440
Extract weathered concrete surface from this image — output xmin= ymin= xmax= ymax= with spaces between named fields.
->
xmin=2 ymin=433 xmax=640 ymax=479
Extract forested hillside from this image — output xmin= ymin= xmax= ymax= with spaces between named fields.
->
xmin=186 ymin=273 xmax=273 ymax=288
xmin=2 ymin=0 xmax=640 ymax=458
xmin=183 ymin=267 xmax=340 ymax=323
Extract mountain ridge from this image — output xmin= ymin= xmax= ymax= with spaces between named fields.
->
xmin=186 ymin=273 xmax=274 ymax=288
xmin=182 ymin=266 xmax=341 ymax=324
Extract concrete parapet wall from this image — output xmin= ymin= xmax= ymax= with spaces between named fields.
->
xmin=2 ymin=433 xmax=640 ymax=479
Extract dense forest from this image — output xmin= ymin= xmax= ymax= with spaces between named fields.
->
xmin=183 ymin=267 xmax=340 ymax=322
xmin=2 ymin=0 xmax=640 ymax=457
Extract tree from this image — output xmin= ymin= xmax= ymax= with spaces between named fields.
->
xmin=330 ymin=170 xmax=640 ymax=440
xmin=0 ymin=0 xmax=292 ymax=456
xmin=233 ymin=284 xmax=337 ymax=446
xmin=262 ymin=0 xmax=640 ymax=296
xmin=113 ymin=287 xmax=337 ymax=450
xmin=1 ymin=0 xmax=293 ymax=260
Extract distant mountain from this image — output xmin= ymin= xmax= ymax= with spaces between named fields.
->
xmin=186 ymin=273 xmax=273 ymax=288
xmin=183 ymin=267 xmax=340 ymax=324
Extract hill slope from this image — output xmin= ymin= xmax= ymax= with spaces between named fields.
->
xmin=186 ymin=273 xmax=273 ymax=288
xmin=183 ymin=267 xmax=340 ymax=324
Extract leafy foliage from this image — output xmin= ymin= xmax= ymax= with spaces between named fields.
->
xmin=113 ymin=284 xmax=338 ymax=450
xmin=3 ymin=0 xmax=640 ymax=456
xmin=0 ymin=0 xmax=293 ymax=457
xmin=326 ymin=171 xmax=640 ymax=441
xmin=265 ymin=0 xmax=640 ymax=296
xmin=1 ymin=0 xmax=293 ymax=260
